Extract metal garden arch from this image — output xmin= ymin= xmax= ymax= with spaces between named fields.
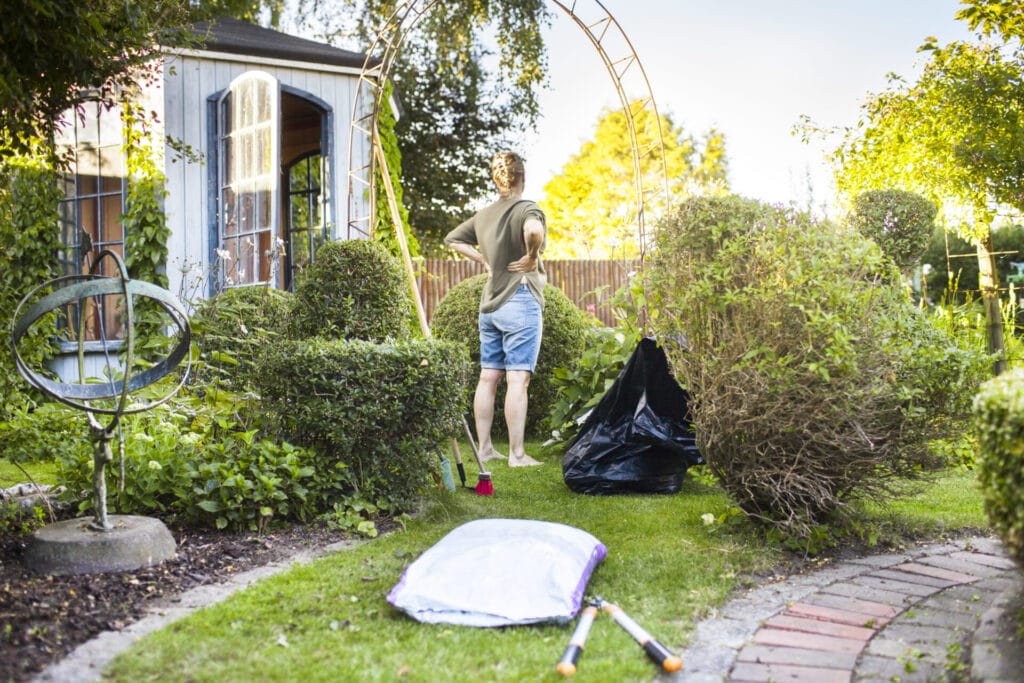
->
xmin=344 ymin=0 xmax=670 ymax=265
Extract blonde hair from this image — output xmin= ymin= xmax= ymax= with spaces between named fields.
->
xmin=490 ymin=151 xmax=525 ymax=195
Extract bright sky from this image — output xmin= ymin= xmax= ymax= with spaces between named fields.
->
xmin=522 ymin=0 xmax=975 ymax=215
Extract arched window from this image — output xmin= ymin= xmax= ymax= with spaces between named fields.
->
xmin=216 ymin=71 xmax=279 ymax=288
xmin=213 ymin=73 xmax=329 ymax=291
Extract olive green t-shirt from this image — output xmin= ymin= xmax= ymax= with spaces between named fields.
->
xmin=444 ymin=197 xmax=547 ymax=313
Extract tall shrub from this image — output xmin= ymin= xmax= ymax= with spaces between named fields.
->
xmin=973 ymin=369 xmax=1024 ymax=565
xmin=650 ymin=195 xmax=988 ymax=538
xmin=430 ymin=273 xmax=589 ymax=436
xmin=290 ymin=239 xmax=411 ymax=341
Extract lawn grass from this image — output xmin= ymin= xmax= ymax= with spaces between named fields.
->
xmin=104 ymin=442 xmax=769 ymax=682
xmin=103 ymin=446 xmax=989 ymax=683
xmin=0 ymin=458 xmax=58 ymax=489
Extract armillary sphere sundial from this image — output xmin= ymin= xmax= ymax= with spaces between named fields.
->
xmin=10 ymin=249 xmax=191 ymax=574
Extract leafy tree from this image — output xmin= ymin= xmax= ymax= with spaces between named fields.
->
xmin=540 ymin=103 xmax=729 ymax=259
xmin=956 ymin=0 xmax=1024 ymax=42
xmin=832 ymin=38 xmax=1024 ymax=375
xmin=346 ymin=0 xmax=551 ymax=254
xmin=202 ymin=1 xmax=550 ymax=253
xmin=0 ymin=0 xmax=191 ymax=158
xmin=922 ymin=223 xmax=1024 ymax=304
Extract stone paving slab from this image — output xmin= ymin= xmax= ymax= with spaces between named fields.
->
xmin=783 ymin=601 xmax=890 ymax=628
xmin=763 ymin=614 xmax=875 ymax=641
xmin=730 ymin=661 xmax=852 ymax=682
xmin=851 ymin=574 xmax=943 ymax=597
xmin=800 ymin=593 xmax=900 ymax=620
xmin=914 ymin=554 xmax=1008 ymax=578
xmin=672 ymin=535 xmax=1022 ymax=683
xmin=819 ymin=581 xmax=918 ymax=607
xmin=870 ymin=567 xmax=959 ymax=589
xmin=752 ymin=628 xmax=865 ymax=653
xmin=736 ymin=644 xmax=859 ymax=669
xmin=892 ymin=561 xmax=981 ymax=584
xmin=950 ymin=550 xmax=1017 ymax=570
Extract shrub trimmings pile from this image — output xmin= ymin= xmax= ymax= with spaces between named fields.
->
xmin=650 ymin=196 xmax=989 ymax=541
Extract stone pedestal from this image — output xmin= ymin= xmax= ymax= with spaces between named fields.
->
xmin=24 ymin=515 xmax=176 ymax=576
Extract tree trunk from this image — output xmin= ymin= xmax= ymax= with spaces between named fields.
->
xmin=977 ymin=230 xmax=1008 ymax=376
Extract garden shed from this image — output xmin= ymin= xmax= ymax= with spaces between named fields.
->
xmin=51 ymin=17 xmax=377 ymax=379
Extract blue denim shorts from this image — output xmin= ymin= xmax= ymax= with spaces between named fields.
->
xmin=479 ymin=285 xmax=543 ymax=372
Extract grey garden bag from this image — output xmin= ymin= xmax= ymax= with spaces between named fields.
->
xmin=387 ymin=518 xmax=606 ymax=627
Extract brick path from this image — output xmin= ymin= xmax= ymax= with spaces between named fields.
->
xmin=674 ymin=536 xmax=1024 ymax=682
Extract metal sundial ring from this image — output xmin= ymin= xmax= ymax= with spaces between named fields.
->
xmin=10 ymin=250 xmax=191 ymax=531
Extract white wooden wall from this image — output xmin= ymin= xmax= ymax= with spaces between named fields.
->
xmin=158 ymin=52 xmax=365 ymax=302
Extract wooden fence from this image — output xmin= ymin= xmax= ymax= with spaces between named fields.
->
xmin=416 ymin=259 xmax=638 ymax=327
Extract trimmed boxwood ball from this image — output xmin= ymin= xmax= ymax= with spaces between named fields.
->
xmin=290 ymin=239 xmax=411 ymax=341
xmin=431 ymin=274 xmax=588 ymax=437
xmin=847 ymin=189 xmax=936 ymax=272
xmin=190 ymin=286 xmax=293 ymax=392
xmin=973 ymin=369 xmax=1024 ymax=566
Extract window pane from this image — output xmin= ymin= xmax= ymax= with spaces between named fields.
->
xmin=257 ymin=79 xmax=271 ymax=122
xmin=311 ymin=193 xmax=322 ymax=226
xmin=291 ymin=195 xmax=309 ymax=228
xmin=239 ymin=192 xmax=254 ymax=233
xmin=257 ymin=126 xmax=271 ymax=175
xmin=222 ymin=187 xmax=238 ymax=235
xmin=221 ymin=95 xmax=233 ymax=132
xmin=290 ymin=163 xmax=309 ymax=192
xmin=256 ymin=190 xmax=271 ymax=229
xmin=101 ymin=196 xmax=123 ymax=245
xmin=222 ymin=135 xmax=234 ymax=184
xmin=100 ymin=146 xmax=123 ymax=183
xmin=219 ymin=72 xmax=279 ymax=290
xmin=258 ymin=230 xmax=272 ymax=281
xmin=291 ymin=230 xmax=311 ymax=272
xmin=310 ymin=157 xmax=322 ymax=188
xmin=79 ymin=171 xmax=99 ymax=196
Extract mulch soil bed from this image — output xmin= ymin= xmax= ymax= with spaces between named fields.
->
xmin=0 ymin=520 xmax=361 ymax=682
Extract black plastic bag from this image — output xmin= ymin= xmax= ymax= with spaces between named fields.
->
xmin=562 ymin=337 xmax=702 ymax=494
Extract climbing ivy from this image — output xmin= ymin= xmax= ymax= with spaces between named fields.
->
xmin=374 ymin=81 xmax=419 ymax=262
xmin=121 ymin=98 xmax=172 ymax=355
xmin=0 ymin=140 xmax=63 ymax=420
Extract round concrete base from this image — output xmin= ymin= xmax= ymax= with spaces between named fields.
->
xmin=24 ymin=515 xmax=177 ymax=576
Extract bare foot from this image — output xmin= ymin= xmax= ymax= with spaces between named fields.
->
xmin=479 ymin=449 xmax=507 ymax=462
xmin=508 ymin=454 xmax=543 ymax=468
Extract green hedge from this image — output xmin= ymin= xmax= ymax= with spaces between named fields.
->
xmin=190 ymin=286 xmax=293 ymax=393
xmin=257 ymin=337 xmax=470 ymax=510
xmin=289 ymin=239 xmax=411 ymax=342
xmin=973 ymin=369 xmax=1024 ymax=565
xmin=430 ymin=273 xmax=589 ymax=436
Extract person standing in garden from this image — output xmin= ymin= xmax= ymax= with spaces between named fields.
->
xmin=444 ymin=150 xmax=546 ymax=467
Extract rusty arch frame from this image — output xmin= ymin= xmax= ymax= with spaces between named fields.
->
xmin=344 ymin=0 xmax=671 ymax=264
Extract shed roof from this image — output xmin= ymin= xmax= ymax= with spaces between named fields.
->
xmin=190 ymin=17 xmax=368 ymax=70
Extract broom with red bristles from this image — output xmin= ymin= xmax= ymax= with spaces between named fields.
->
xmin=463 ymin=418 xmax=493 ymax=496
